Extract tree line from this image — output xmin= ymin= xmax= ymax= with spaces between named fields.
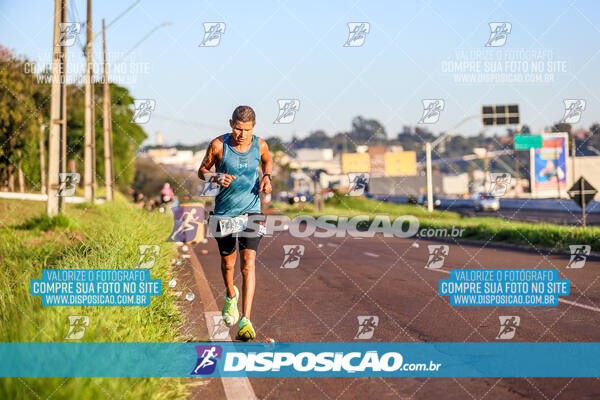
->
xmin=0 ymin=44 xmax=147 ymax=193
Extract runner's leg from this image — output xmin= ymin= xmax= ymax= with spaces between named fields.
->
xmin=236 ymin=215 xmax=263 ymax=339
xmin=216 ymin=235 xmax=240 ymax=326
xmin=221 ymin=253 xmax=237 ymax=298
xmin=239 ymin=249 xmax=256 ymax=318
xmin=215 ymin=233 xmax=237 ymax=298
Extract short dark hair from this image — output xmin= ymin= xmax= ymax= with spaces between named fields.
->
xmin=231 ymin=105 xmax=256 ymax=124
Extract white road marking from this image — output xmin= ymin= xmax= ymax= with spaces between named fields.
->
xmin=327 ymin=243 xmax=337 ymax=248
xmin=363 ymin=252 xmax=379 ymax=258
xmin=428 ymin=268 xmax=450 ymax=274
xmin=557 ymin=298 xmax=600 ymax=313
xmin=426 ymin=268 xmax=600 ymax=313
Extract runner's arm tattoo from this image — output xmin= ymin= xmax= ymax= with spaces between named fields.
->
xmin=198 ymin=138 xmax=236 ymax=187
xmin=198 ymin=139 xmax=221 ymax=183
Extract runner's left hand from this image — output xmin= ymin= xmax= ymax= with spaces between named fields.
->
xmin=260 ymin=176 xmax=272 ymax=194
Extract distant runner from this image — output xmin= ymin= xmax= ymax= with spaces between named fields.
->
xmin=198 ymin=105 xmax=273 ymax=341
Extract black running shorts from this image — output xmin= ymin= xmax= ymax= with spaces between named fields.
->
xmin=214 ymin=213 xmax=265 ymax=256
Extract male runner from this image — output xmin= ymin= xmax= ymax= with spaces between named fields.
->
xmin=198 ymin=105 xmax=273 ymax=341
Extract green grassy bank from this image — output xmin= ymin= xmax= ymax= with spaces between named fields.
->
xmin=0 ymin=195 xmax=188 ymax=399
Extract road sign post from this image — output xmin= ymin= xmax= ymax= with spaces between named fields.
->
xmin=426 ymin=142 xmax=433 ymax=212
xmin=567 ymin=177 xmax=597 ymax=227
xmin=513 ymin=134 xmax=542 ymax=197
xmin=581 ymin=178 xmax=586 ymax=227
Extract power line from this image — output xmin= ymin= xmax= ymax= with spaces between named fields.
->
xmin=101 ymin=0 xmax=141 ymax=33
xmin=115 ymin=21 xmax=171 ymax=63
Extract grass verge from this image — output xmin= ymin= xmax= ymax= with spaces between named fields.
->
xmin=0 ymin=194 xmax=189 ymax=399
xmin=273 ymin=195 xmax=600 ymax=252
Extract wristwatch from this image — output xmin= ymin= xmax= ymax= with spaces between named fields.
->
xmin=263 ymin=174 xmax=272 ymax=181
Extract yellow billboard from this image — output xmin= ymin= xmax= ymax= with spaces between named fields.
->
xmin=341 ymin=153 xmax=370 ymax=173
xmin=384 ymin=151 xmax=417 ymax=176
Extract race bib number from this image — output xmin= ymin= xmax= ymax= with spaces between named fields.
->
xmin=218 ymin=214 xmax=248 ymax=236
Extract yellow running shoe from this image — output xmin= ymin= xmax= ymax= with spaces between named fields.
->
xmin=222 ymin=286 xmax=239 ymax=327
xmin=236 ymin=317 xmax=256 ymax=341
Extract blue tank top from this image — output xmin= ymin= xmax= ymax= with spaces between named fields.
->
xmin=214 ymin=133 xmax=261 ymax=217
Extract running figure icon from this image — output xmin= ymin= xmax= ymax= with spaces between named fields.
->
xmin=191 ymin=345 xmax=223 ymax=375
xmin=169 ymin=208 xmax=200 ymax=241
xmin=193 ymin=346 xmax=217 ymax=373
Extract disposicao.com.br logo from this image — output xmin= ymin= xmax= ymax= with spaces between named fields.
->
xmin=193 ymin=349 xmax=442 ymax=375
xmin=206 ymin=214 xmax=465 ymax=240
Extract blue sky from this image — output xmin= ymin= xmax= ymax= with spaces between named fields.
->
xmin=1 ymin=0 xmax=599 ymax=145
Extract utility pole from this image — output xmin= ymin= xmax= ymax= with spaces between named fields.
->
xmin=84 ymin=0 xmax=95 ymax=202
xmin=580 ymin=178 xmax=587 ymax=227
xmin=40 ymin=121 xmax=46 ymax=194
xmin=514 ymin=124 xmax=521 ymax=197
xmin=570 ymin=131 xmax=576 ymax=188
xmin=102 ymin=18 xmax=114 ymax=201
xmin=18 ymin=151 xmax=24 ymax=193
xmin=61 ymin=66 xmax=67 ymax=175
xmin=425 ymin=142 xmax=433 ymax=212
xmin=92 ymin=99 xmax=97 ymax=195
xmin=58 ymin=1 xmax=67 ymax=208
xmin=555 ymin=143 xmax=561 ymax=199
xmin=47 ymin=0 xmax=67 ymax=216
xmin=424 ymin=114 xmax=480 ymax=212
xmin=514 ymin=151 xmax=519 ymax=196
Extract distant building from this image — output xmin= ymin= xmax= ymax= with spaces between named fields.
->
xmin=156 ymin=131 xmax=163 ymax=146
xmin=341 ymin=149 xmax=417 ymax=177
xmin=285 ymin=148 xmax=341 ymax=175
xmin=368 ymin=145 xmax=386 ymax=177
xmin=145 ymin=147 xmax=202 ymax=170
xmin=295 ymin=148 xmax=333 ymax=161
xmin=442 ymin=173 xmax=470 ymax=196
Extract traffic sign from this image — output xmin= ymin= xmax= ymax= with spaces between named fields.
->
xmin=482 ymin=104 xmax=520 ymax=126
xmin=568 ymin=177 xmax=597 ymax=209
xmin=567 ymin=176 xmax=597 ymax=227
xmin=514 ymin=135 xmax=542 ymax=150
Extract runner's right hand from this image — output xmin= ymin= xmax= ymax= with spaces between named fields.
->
xmin=218 ymin=174 xmax=236 ymax=188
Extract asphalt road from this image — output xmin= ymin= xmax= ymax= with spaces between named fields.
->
xmin=192 ymin=223 xmax=600 ymax=399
